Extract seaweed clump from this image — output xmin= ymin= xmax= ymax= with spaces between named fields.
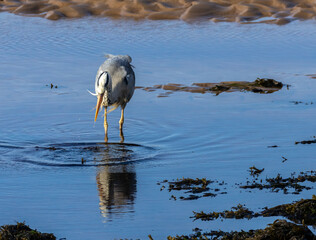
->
xmin=192 ymin=197 xmax=316 ymax=225
xmin=46 ymin=83 xmax=58 ymax=89
xmin=0 ymin=222 xmax=56 ymax=240
xmin=250 ymin=219 xmax=315 ymax=240
xmin=262 ymin=197 xmax=316 ymax=225
xmin=249 ymin=166 xmax=264 ymax=176
xmin=192 ymin=204 xmax=258 ymax=221
xmin=240 ymin=171 xmax=315 ymax=194
xmin=194 ymin=78 xmax=284 ymax=95
xmin=290 ymin=101 xmax=313 ymax=105
xmin=166 ymin=220 xmax=315 ymax=240
xmin=168 ymin=178 xmax=211 ymax=193
xmin=295 ymin=137 xmax=316 ymax=145
xmin=137 ymin=78 xmax=285 ymax=97
xmin=159 ymin=178 xmax=227 ymax=200
xmin=253 ymin=78 xmax=283 ymax=88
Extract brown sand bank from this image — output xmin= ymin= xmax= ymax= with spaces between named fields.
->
xmin=1 ymin=0 xmax=316 ymax=23
xmin=136 ymin=78 xmax=285 ymax=97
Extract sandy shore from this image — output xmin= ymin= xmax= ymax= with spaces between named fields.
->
xmin=1 ymin=0 xmax=316 ymax=23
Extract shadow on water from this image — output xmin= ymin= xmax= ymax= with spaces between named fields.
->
xmin=92 ymin=143 xmax=137 ymax=220
xmin=96 ymin=165 xmax=137 ymax=220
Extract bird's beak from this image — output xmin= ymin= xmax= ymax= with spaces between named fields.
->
xmin=94 ymin=94 xmax=104 ymax=122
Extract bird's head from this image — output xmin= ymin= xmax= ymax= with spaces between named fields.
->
xmin=94 ymin=71 xmax=109 ymax=122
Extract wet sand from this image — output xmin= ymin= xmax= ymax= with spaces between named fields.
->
xmin=1 ymin=0 xmax=316 ymax=23
xmin=0 ymin=13 xmax=316 ymax=239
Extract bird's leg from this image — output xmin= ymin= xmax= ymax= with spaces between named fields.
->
xmin=119 ymin=107 xmax=124 ymax=130
xmin=120 ymin=128 xmax=124 ymax=143
xmin=104 ymin=107 xmax=108 ymax=143
xmin=119 ymin=107 xmax=124 ymax=143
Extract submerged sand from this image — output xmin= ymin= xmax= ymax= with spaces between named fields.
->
xmin=136 ymin=78 xmax=285 ymax=97
xmin=1 ymin=0 xmax=316 ymax=23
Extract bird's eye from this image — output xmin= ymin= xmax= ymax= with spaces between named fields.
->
xmin=124 ymin=74 xmax=132 ymax=85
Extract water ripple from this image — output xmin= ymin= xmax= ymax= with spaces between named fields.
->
xmin=1 ymin=142 xmax=157 ymax=167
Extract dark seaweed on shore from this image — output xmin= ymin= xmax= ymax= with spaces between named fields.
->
xmin=158 ymin=178 xmax=227 ymax=200
xmin=0 ymin=222 xmax=56 ymax=240
xmin=192 ymin=204 xmax=259 ymax=221
xmin=168 ymin=178 xmax=211 ymax=193
xmin=262 ymin=197 xmax=316 ymax=225
xmin=158 ymin=168 xmax=315 ymax=238
xmin=192 ymin=197 xmax=316 ymax=226
xmin=165 ymin=220 xmax=315 ymax=240
xmin=164 ymin=198 xmax=316 ymax=239
xmin=239 ymin=171 xmax=316 ymax=194
xmin=160 ymin=171 xmax=315 ymax=200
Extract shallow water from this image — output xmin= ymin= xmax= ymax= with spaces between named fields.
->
xmin=0 ymin=13 xmax=316 ymax=239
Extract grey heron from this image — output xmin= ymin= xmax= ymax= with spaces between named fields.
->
xmin=90 ymin=54 xmax=135 ymax=142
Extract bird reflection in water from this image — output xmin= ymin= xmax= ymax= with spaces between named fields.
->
xmin=95 ymin=143 xmax=137 ymax=219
